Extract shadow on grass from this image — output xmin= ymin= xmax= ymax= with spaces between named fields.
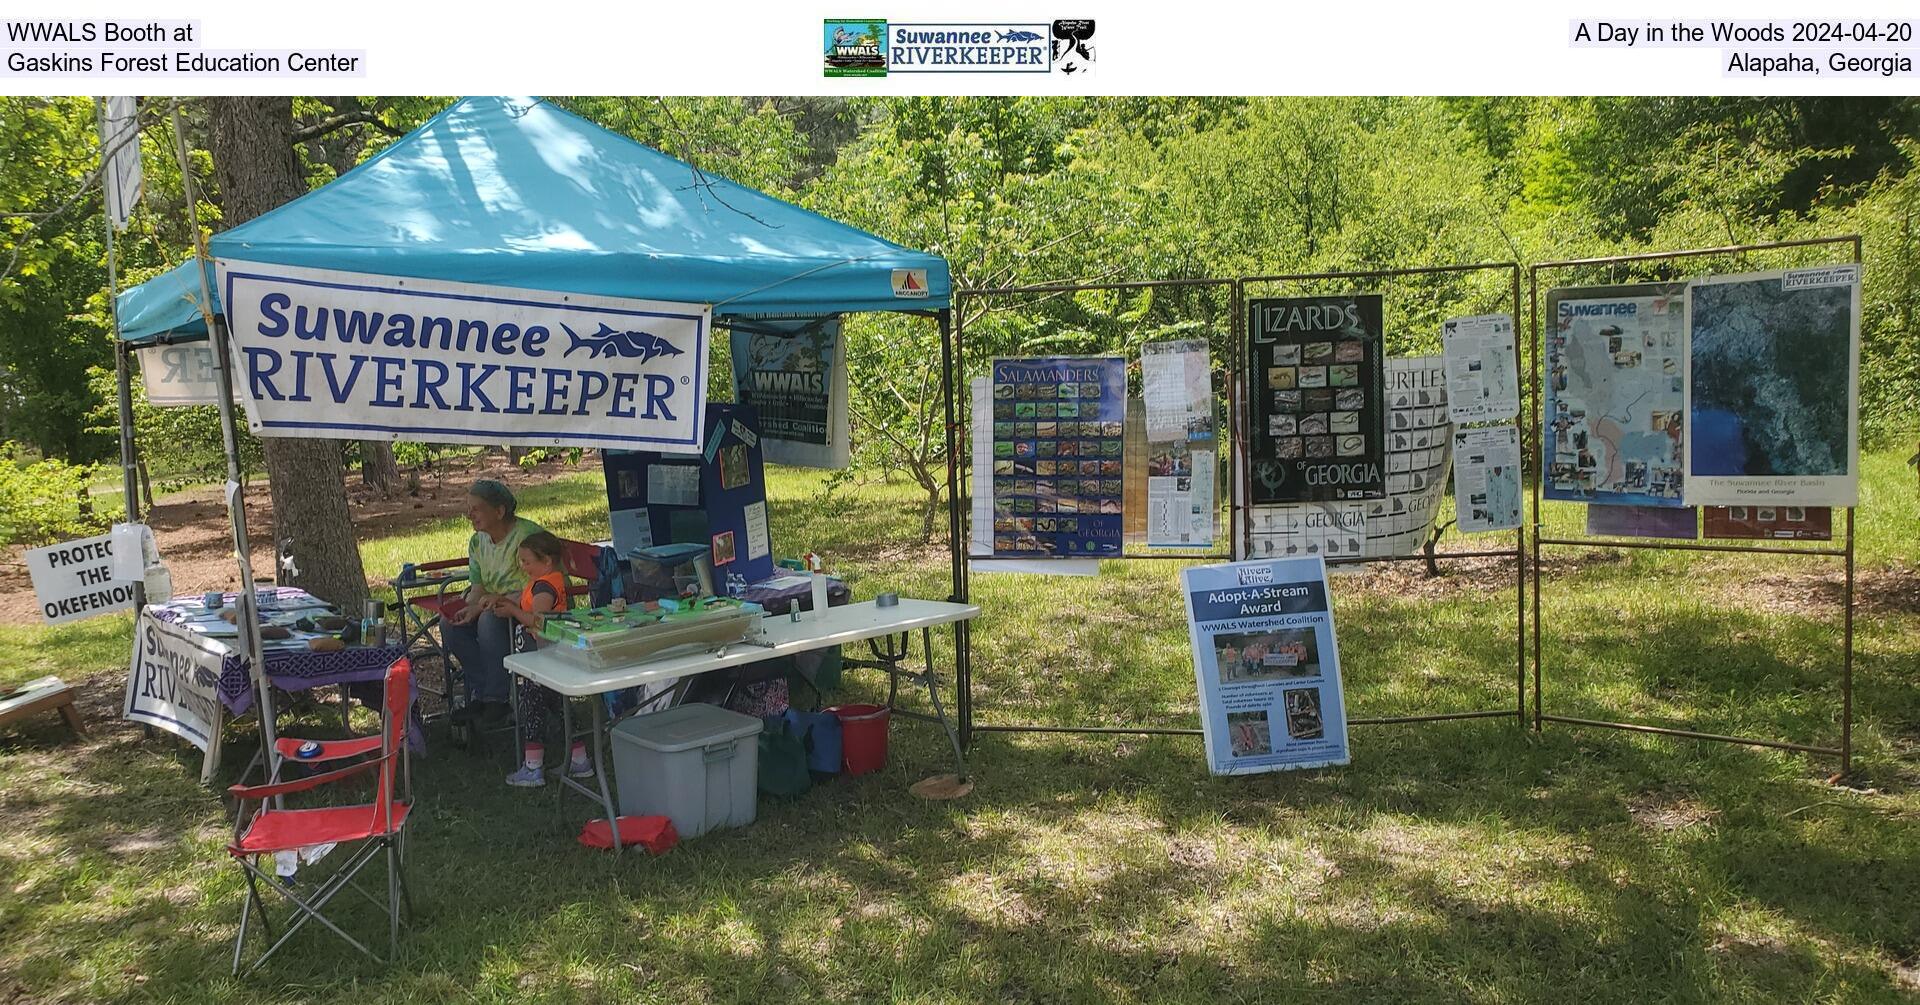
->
xmin=3 ymin=674 xmax=1915 ymax=1002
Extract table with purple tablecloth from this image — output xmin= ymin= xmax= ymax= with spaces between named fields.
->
xmin=144 ymin=588 xmax=409 ymax=715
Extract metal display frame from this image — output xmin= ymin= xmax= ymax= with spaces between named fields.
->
xmin=1527 ymin=236 xmax=1862 ymax=776
xmin=947 ymin=264 xmax=1530 ymax=748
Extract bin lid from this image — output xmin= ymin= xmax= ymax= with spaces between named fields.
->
xmin=612 ymin=702 xmax=763 ymax=752
xmin=630 ymin=542 xmax=710 ymax=564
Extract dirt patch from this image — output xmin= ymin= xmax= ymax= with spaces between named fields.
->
xmin=1688 ymin=562 xmax=1920 ymax=620
xmin=1338 ymin=552 xmax=1523 ymax=600
xmin=0 ymin=455 xmax=575 ymax=626
xmin=1627 ymin=791 xmax=1717 ymax=832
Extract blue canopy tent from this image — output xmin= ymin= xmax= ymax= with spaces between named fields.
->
xmin=110 ymin=96 xmax=973 ymax=777
xmin=117 ymin=96 xmax=948 ymax=345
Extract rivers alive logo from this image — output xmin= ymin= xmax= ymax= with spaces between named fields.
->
xmin=824 ymin=19 xmax=1093 ymax=75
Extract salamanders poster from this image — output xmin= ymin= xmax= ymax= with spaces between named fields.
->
xmin=1182 ymin=556 xmax=1349 ymax=775
xmin=1543 ymin=284 xmax=1687 ymax=506
xmin=1247 ymin=295 xmax=1386 ymax=504
xmin=989 ymin=356 xmax=1126 ymax=559
xmin=1684 ymin=266 xmax=1861 ymax=507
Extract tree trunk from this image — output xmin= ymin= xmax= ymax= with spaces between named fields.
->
xmin=136 ymin=457 xmax=153 ymax=509
xmin=209 ymin=96 xmax=370 ymax=609
xmin=508 ymin=445 xmax=535 ymax=466
xmin=360 ymin=439 xmax=400 ymax=496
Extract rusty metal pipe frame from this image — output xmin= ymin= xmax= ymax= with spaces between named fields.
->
xmin=1526 ymin=235 xmax=1862 ymax=773
xmin=956 ymin=266 xmax=1529 ymax=748
xmin=974 ymin=708 xmax=1521 ymax=738
xmin=1242 ymin=262 xmax=1527 ymax=727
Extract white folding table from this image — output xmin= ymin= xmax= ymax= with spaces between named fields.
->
xmin=504 ymin=598 xmax=980 ymax=850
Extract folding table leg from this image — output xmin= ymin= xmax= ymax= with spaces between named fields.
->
xmin=591 ymin=699 xmax=623 ymax=853
xmin=556 ymin=698 xmax=573 ymax=831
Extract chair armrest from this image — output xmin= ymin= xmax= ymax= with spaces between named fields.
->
xmin=228 ymin=756 xmax=381 ymax=800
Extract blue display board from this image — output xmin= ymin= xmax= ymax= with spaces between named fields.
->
xmin=1181 ymin=557 xmax=1350 ymax=775
xmin=602 ymin=403 xmax=775 ymax=587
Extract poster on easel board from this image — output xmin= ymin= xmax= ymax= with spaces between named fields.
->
xmin=728 ymin=315 xmax=851 ymax=469
xmin=1182 ymin=556 xmax=1350 ymax=775
xmin=1543 ymin=283 xmax=1687 ymax=507
xmin=988 ymin=356 xmax=1126 ymax=559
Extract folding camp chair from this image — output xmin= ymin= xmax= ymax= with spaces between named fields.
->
xmin=226 ymin=657 xmax=416 ymax=975
xmin=393 ymin=558 xmax=471 ymax=717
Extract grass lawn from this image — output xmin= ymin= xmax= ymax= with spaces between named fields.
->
xmin=2 ymin=450 xmax=1917 ymax=1003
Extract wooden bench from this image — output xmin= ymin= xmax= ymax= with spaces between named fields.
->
xmin=0 ymin=676 xmax=85 ymax=740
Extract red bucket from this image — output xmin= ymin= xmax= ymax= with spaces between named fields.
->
xmin=826 ymin=703 xmax=889 ymax=776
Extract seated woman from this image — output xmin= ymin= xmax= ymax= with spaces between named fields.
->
xmin=443 ymin=478 xmax=543 ymax=727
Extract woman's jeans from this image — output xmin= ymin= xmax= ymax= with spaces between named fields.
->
xmin=443 ymin=611 xmax=511 ymax=704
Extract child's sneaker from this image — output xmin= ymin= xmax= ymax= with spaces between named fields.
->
xmin=505 ymin=763 xmax=546 ymax=787
xmin=566 ymin=756 xmax=594 ymax=779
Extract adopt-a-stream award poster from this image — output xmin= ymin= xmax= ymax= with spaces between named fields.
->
xmin=1182 ymin=556 xmax=1350 ymax=775
xmin=989 ymin=356 xmax=1127 ymax=558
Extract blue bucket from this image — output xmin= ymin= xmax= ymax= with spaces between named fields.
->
xmin=783 ymin=708 xmax=843 ymax=776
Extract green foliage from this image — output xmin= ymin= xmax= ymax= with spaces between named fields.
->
xmin=0 ymin=441 xmax=104 ymax=545
xmin=81 ymin=364 xmax=257 ymax=490
xmin=7 ymin=94 xmax=1920 ymax=475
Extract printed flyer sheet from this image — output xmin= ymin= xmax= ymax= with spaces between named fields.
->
xmin=1451 ymin=425 xmax=1522 ymax=533
xmin=1141 ymin=338 xmax=1213 ymax=443
xmin=1441 ymin=314 xmax=1519 ymax=423
xmin=1141 ymin=339 xmax=1217 ymax=548
xmin=1182 ymin=556 xmax=1350 ymax=775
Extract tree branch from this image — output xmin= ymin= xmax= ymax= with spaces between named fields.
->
xmin=292 ymin=109 xmax=403 ymax=143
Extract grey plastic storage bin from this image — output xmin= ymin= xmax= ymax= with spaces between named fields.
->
xmin=610 ymin=703 xmax=762 ymax=839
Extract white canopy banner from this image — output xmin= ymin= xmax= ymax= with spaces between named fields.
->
xmin=215 ymin=260 xmax=711 ymax=453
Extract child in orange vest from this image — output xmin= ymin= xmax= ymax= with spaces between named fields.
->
xmin=489 ymin=531 xmax=592 ymax=787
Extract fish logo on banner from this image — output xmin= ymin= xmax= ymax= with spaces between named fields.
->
xmin=216 ymin=261 xmax=710 ymax=454
xmin=561 ymin=322 xmax=687 ymax=362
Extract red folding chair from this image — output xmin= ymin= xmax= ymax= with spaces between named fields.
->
xmin=226 ymin=657 xmax=416 ymax=975
xmin=560 ymin=538 xmax=603 ymax=607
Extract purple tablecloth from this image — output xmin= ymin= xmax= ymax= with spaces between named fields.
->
xmin=146 ymin=589 xmax=407 ymax=715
